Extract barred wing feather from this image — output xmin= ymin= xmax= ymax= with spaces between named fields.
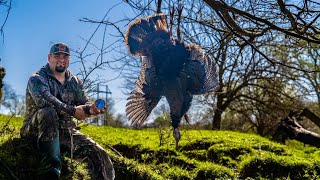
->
xmin=126 ymin=57 xmax=161 ymax=126
xmin=186 ymin=44 xmax=219 ymax=95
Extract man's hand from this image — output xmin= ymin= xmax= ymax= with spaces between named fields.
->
xmin=89 ymin=103 xmax=105 ymax=115
xmin=74 ymin=105 xmax=88 ymax=120
xmin=73 ymin=103 xmax=105 ymax=120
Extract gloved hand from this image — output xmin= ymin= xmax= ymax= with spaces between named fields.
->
xmin=73 ymin=105 xmax=88 ymax=120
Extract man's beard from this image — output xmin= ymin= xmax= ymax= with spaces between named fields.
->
xmin=55 ymin=66 xmax=66 ymax=72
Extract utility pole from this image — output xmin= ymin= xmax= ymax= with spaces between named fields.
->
xmin=97 ymin=84 xmax=112 ymax=102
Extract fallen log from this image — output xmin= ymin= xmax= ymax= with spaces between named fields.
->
xmin=273 ymin=110 xmax=320 ymax=147
xmin=299 ymin=108 xmax=320 ymax=128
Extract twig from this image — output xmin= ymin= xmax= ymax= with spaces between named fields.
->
xmin=0 ymin=114 xmax=14 ymax=135
xmin=69 ymin=128 xmax=74 ymax=169
xmin=214 ymin=9 xmax=320 ymax=73
xmin=0 ymin=0 xmax=12 ymax=43
xmin=74 ymin=157 xmax=88 ymax=167
xmin=105 ymin=144 xmax=123 ymax=157
xmin=0 ymin=158 xmax=19 ymax=180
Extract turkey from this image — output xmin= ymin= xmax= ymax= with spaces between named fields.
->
xmin=125 ymin=13 xmax=219 ymax=148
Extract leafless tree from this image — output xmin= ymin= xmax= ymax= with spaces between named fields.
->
xmin=0 ymin=65 xmax=5 ymax=101
xmin=0 ymin=0 xmax=12 ymax=101
xmin=119 ymin=0 xmax=308 ymax=130
xmin=70 ymin=2 xmax=136 ymax=97
xmin=287 ymin=42 xmax=320 ymax=109
xmin=203 ymin=0 xmax=320 ymax=71
xmin=0 ymin=0 xmax=12 ymax=43
xmin=1 ymin=84 xmax=26 ymax=116
xmin=80 ymin=0 xmax=319 ymax=134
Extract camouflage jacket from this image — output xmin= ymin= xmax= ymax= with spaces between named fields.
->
xmin=21 ymin=64 xmax=88 ymax=136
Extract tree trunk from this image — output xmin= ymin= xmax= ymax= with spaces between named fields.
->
xmin=212 ymin=109 xmax=222 ymax=129
xmin=212 ymin=89 xmax=224 ymax=129
xmin=0 ymin=66 xmax=5 ymax=101
xmin=257 ymin=124 xmax=265 ymax=136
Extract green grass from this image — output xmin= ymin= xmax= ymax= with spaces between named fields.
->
xmin=0 ymin=114 xmax=91 ymax=179
xmin=79 ymin=125 xmax=320 ymax=179
xmin=1 ymin=114 xmax=320 ymax=179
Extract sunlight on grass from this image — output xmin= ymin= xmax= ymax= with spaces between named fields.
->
xmin=80 ymin=125 xmax=320 ymax=179
xmin=1 ymin=115 xmax=320 ymax=179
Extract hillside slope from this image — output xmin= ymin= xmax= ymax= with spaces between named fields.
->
xmin=1 ymin=114 xmax=320 ymax=179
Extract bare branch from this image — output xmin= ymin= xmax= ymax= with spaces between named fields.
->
xmin=203 ymin=0 xmax=320 ymax=44
xmin=0 ymin=0 xmax=12 ymax=43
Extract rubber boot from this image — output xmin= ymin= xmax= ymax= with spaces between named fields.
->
xmin=39 ymin=135 xmax=61 ymax=179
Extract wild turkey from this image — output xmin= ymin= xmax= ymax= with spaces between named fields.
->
xmin=125 ymin=13 xmax=219 ymax=148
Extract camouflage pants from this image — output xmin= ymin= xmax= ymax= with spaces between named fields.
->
xmin=60 ymin=129 xmax=115 ymax=180
xmin=21 ymin=107 xmax=115 ymax=180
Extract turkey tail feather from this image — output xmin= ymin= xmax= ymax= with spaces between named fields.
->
xmin=125 ymin=13 xmax=168 ymax=56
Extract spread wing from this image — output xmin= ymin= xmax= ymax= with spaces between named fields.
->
xmin=185 ymin=43 xmax=219 ymax=95
xmin=126 ymin=56 xmax=161 ymax=126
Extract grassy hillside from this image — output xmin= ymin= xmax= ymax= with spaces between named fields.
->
xmin=80 ymin=125 xmax=320 ymax=179
xmin=0 ymin=115 xmax=91 ymax=179
xmin=1 ymin=114 xmax=320 ymax=179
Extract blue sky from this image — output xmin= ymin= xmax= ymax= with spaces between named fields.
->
xmin=0 ymin=0 xmax=135 ymax=115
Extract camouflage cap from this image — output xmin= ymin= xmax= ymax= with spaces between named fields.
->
xmin=50 ymin=42 xmax=70 ymax=55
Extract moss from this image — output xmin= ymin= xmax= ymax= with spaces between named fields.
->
xmin=2 ymin=115 xmax=320 ymax=179
xmin=112 ymin=156 xmax=163 ymax=180
xmin=207 ymin=143 xmax=251 ymax=167
xmin=239 ymin=155 xmax=320 ymax=179
xmin=252 ymin=143 xmax=286 ymax=155
xmin=183 ymin=149 xmax=207 ymax=161
xmin=195 ymin=162 xmax=234 ymax=179
xmin=0 ymin=115 xmax=92 ymax=179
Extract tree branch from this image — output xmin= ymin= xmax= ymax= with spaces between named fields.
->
xmin=203 ymin=0 xmax=320 ymax=44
